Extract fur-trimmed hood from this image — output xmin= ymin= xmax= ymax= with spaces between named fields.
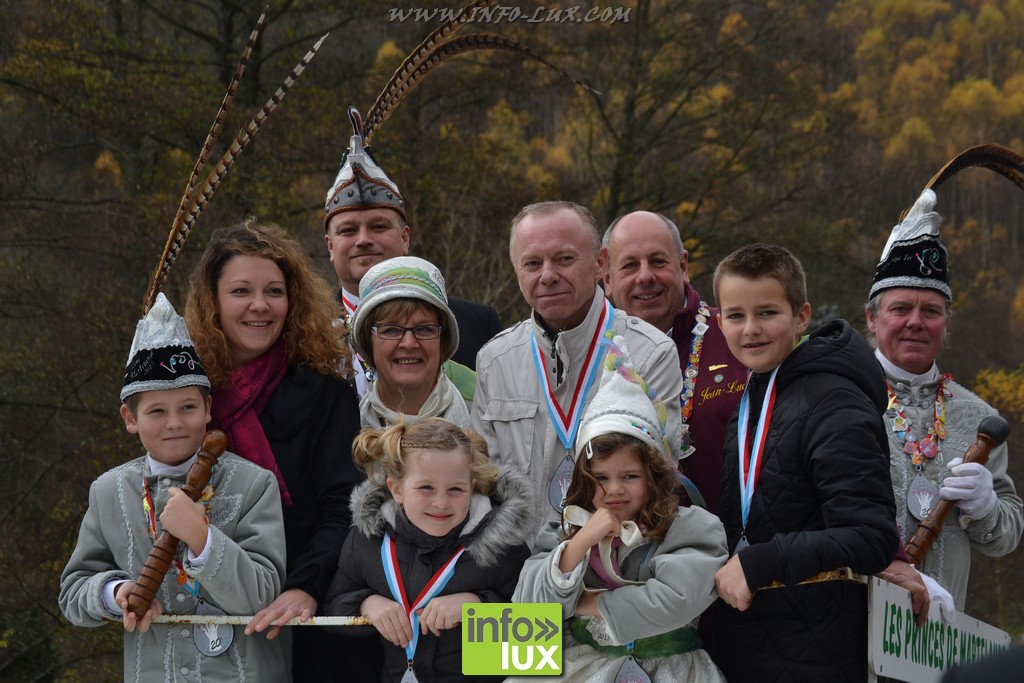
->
xmin=349 ymin=467 xmax=533 ymax=569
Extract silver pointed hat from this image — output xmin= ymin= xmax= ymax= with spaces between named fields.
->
xmin=323 ymin=107 xmax=406 ymax=230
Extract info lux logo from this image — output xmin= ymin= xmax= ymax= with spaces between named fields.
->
xmin=462 ymin=603 xmax=562 ymax=675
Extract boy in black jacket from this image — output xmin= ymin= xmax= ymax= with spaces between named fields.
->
xmin=711 ymin=244 xmax=898 ymax=682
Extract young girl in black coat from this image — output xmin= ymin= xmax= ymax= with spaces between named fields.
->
xmin=325 ymin=418 xmax=533 ymax=682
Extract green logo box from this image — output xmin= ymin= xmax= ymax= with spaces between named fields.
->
xmin=462 ymin=603 xmax=562 ymax=676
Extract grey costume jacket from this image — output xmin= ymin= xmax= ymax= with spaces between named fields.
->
xmin=886 ymin=371 xmax=1023 ymax=610
xmin=58 ymin=453 xmax=288 ymax=682
xmin=512 ymin=506 xmax=728 ymax=682
xmin=324 ymin=469 xmax=534 ymax=682
xmin=472 ymin=289 xmax=683 ymax=536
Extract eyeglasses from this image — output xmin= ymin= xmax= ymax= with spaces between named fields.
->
xmin=371 ymin=324 xmax=443 ymax=341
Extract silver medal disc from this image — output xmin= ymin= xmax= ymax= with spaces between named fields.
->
xmin=615 ymin=655 xmax=652 ymax=683
xmin=907 ymin=473 xmax=941 ymax=521
xmin=193 ymin=602 xmax=233 ymax=657
xmin=548 ymin=454 xmax=575 ymax=512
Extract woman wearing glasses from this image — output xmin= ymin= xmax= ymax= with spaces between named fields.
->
xmin=185 ymin=217 xmax=363 ymax=681
xmin=350 ymin=256 xmax=473 ymax=429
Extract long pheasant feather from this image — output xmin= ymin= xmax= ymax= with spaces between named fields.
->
xmin=364 ymin=0 xmax=493 ymax=136
xmin=169 ymin=10 xmax=266 ymax=242
xmin=926 ymin=143 xmax=1024 ymax=193
xmin=365 ymin=33 xmax=596 ymax=143
xmin=142 ymin=31 xmax=330 ymax=314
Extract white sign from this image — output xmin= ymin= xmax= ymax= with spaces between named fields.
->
xmin=868 ymin=577 xmax=1010 ymax=682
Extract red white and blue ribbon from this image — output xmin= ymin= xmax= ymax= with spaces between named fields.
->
xmin=530 ymin=299 xmax=614 ymax=449
xmin=380 ymin=532 xmax=465 ymax=664
xmin=737 ymin=367 xmax=779 ymax=530
xmin=341 ymin=291 xmax=358 ymax=318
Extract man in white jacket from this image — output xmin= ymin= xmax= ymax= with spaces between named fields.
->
xmin=473 ymin=201 xmax=684 ymax=537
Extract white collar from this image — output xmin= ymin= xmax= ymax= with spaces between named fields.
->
xmin=146 ymin=451 xmax=198 ymax=477
xmin=874 ymin=348 xmax=940 ymax=389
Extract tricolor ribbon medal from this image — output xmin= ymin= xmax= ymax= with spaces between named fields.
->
xmin=341 ymin=291 xmax=358 ymax=318
xmin=736 ymin=367 xmax=780 ymax=545
xmin=532 ymin=299 xmax=614 ymax=511
xmin=381 ymin=532 xmax=465 ymax=682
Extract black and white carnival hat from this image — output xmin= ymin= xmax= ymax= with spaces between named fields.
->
xmin=121 ymin=293 xmax=210 ymax=402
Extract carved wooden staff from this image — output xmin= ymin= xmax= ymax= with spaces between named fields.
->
xmin=126 ymin=429 xmax=228 ymax=618
xmin=905 ymin=414 xmax=1009 ymax=566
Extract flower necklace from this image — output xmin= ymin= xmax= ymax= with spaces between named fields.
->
xmin=886 ymin=374 xmax=953 ymax=469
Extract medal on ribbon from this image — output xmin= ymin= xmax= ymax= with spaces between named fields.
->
xmin=381 ymin=533 xmax=465 ymax=681
xmin=532 ymin=300 xmax=614 ymax=511
xmin=736 ymin=367 xmax=780 ymax=547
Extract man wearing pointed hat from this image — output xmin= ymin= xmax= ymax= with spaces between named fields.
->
xmin=323 ymin=109 xmax=501 ymax=391
xmin=58 ymin=294 xmax=288 ymax=681
xmin=473 ymin=200 xmax=684 ymax=537
xmin=602 ymin=210 xmax=746 ymax=514
xmin=865 ymin=189 xmax=1023 ymax=611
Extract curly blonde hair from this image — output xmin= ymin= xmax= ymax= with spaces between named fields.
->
xmin=563 ymin=432 xmax=679 ymax=543
xmin=352 ymin=417 xmax=498 ymax=495
xmin=185 ymin=217 xmax=348 ymax=389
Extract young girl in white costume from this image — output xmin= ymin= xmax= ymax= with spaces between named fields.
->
xmin=513 ymin=339 xmax=729 ymax=682
xmin=324 ymin=417 xmax=533 ymax=682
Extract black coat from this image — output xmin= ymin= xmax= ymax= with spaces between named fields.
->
xmin=325 ymin=471 xmax=533 ymax=683
xmin=713 ymin=319 xmax=899 ymax=683
xmin=258 ymin=364 xmax=363 ymax=682
xmin=447 ymin=297 xmax=501 ymax=370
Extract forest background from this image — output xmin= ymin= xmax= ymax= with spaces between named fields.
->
xmin=4 ymin=0 xmax=1024 ymax=679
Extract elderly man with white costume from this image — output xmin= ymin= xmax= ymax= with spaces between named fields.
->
xmin=866 ymin=187 xmax=1023 ymax=612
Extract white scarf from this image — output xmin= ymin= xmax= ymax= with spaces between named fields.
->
xmin=360 ymin=372 xmax=471 ymax=429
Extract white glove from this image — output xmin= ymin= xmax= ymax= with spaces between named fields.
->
xmin=916 ymin=568 xmax=956 ymax=624
xmin=940 ymin=458 xmax=997 ymax=521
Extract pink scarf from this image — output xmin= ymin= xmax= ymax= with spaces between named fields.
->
xmin=211 ymin=339 xmax=292 ymax=506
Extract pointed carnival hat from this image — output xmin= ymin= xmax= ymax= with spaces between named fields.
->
xmin=121 ymin=293 xmax=210 ymax=402
xmin=351 ymin=256 xmax=460 ymax=365
xmin=869 ymin=143 xmax=1024 ymax=304
xmin=323 ymin=108 xmax=406 ymax=227
xmin=869 ymin=188 xmax=951 ymax=302
xmin=321 ymin=0 xmax=593 ymax=232
xmin=575 ymin=336 xmax=671 ymax=461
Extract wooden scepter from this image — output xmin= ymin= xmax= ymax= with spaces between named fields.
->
xmin=905 ymin=415 xmax=1009 ymax=566
xmin=126 ymin=429 xmax=228 ymax=619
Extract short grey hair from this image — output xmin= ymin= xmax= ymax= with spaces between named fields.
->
xmin=864 ymin=291 xmax=952 ymax=322
xmin=509 ymin=201 xmax=601 ymax=257
xmin=602 ymin=212 xmax=686 ymax=257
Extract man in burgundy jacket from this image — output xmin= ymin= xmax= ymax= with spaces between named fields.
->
xmin=602 ymin=211 xmax=745 ymax=514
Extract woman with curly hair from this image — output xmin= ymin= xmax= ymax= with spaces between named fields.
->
xmin=186 ymin=217 xmax=362 ymax=681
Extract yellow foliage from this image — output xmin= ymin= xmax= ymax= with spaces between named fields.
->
xmin=719 ymin=11 xmax=749 ymax=40
xmin=93 ymin=149 xmax=122 ymax=187
xmin=373 ymin=40 xmax=404 ymax=70
xmin=883 ymin=116 xmax=935 ymax=163
xmin=975 ymin=366 xmax=1024 ymax=422
xmin=1011 ymin=283 xmax=1024 ymax=334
